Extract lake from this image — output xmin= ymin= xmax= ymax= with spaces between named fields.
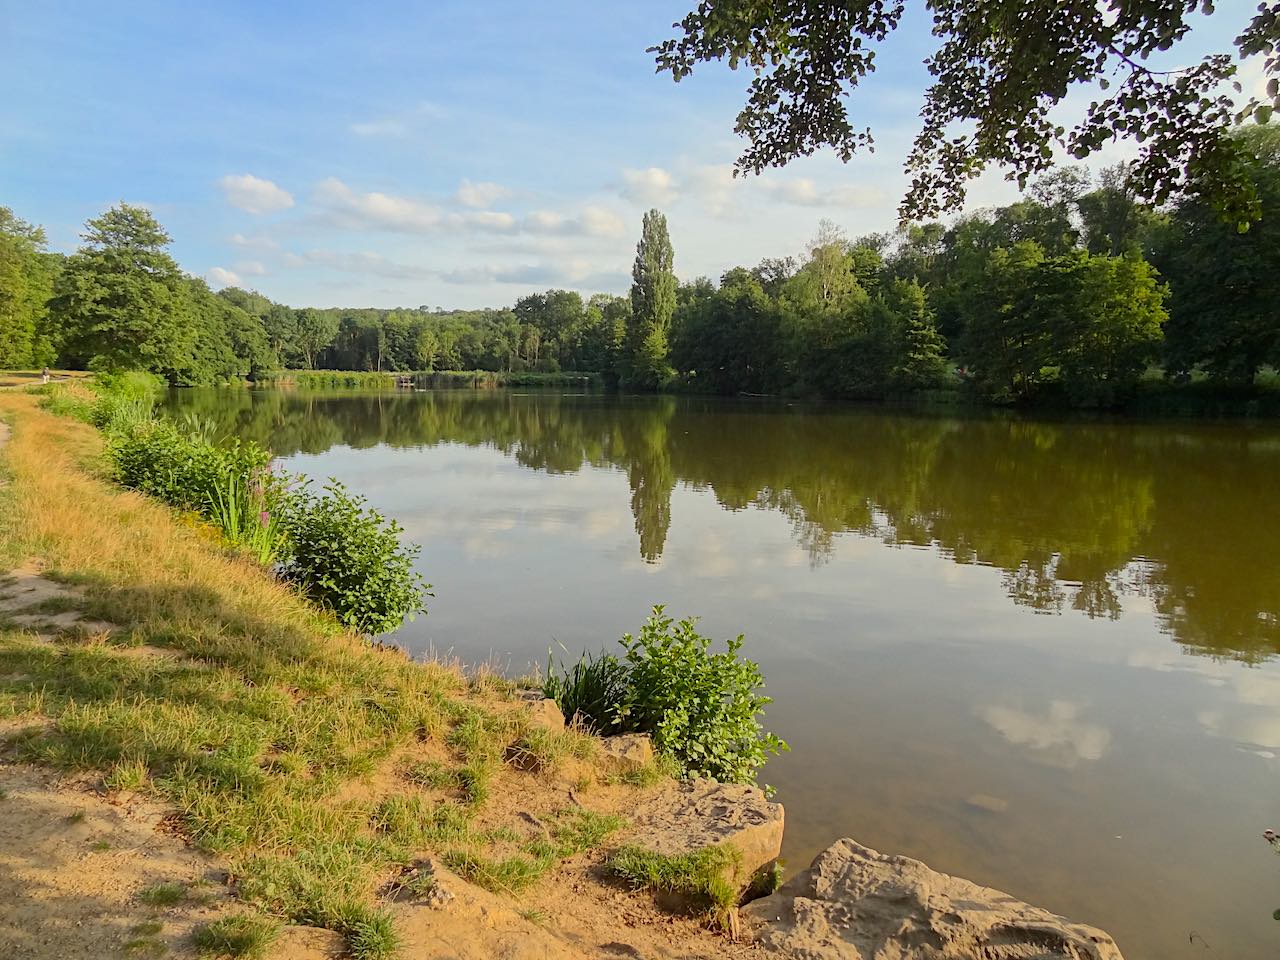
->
xmin=166 ymin=387 xmax=1280 ymax=960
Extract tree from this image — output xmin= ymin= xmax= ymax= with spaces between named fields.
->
xmin=294 ymin=308 xmax=339 ymax=370
xmin=52 ymin=204 xmax=193 ymax=376
xmin=1056 ymin=253 xmax=1167 ymax=406
xmin=885 ymin=278 xmax=949 ymax=392
xmin=1157 ymin=125 xmax=1280 ymax=383
xmin=0 ymin=207 xmax=58 ymax=368
xmin=653 ymin=1 xmax=1280 ymax=224
xmin=625 ymin=209 xmax=677 ymax=389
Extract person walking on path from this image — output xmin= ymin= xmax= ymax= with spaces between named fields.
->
xmin=40 ymin=367 xmax=49 ymax=384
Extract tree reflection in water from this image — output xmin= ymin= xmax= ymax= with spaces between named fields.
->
xmin=166 ymin=388 xmax=1280 ymax=664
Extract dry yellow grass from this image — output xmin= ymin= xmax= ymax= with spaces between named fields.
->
xmin=0 ymin=392 xmax=639 ymax=959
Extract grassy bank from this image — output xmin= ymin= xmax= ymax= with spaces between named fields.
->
xmin=0 ymin=392 xmax=664 ymax=958
xmin=262 ymin=370 xmax=604 ymax=391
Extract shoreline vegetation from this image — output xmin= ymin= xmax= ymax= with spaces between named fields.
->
xmin=2 ymin=128 xmax=1279 ymax=419
xmin=0 ymin=376 xmax=788 ymax=959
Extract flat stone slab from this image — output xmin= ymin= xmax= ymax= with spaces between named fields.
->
xmin=628 ymin=779 xmax=784 ymax=890
xmin=745 ymin=838 xmax=1124 ymax=960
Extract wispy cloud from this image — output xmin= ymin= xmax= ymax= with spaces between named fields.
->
xmin=349 ymin=101 xmax=449 ymax=138
xmin=218 ymin=174 xmax=294 ymax=215
xmin=620 ymin=166 xmax=677 ymax=205
xmin=229 ymin=232 xmax=279 ymax=250
xmin=205 ymin=266 xmax=241 ymax=288
xmin=313 ymin=178 xmax=623 ymax=238
xmin=455 ymin=179 xmax=509 ymax=208
xmin=759 ymin=177 xmax=886 ymax=208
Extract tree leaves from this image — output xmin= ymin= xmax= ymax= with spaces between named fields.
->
xmin=654 ymin=0 xmax=1280 ymax=224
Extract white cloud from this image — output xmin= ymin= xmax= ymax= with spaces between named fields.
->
xmin=235 ymin=260 xmax=267 ymax=277
xmin=350 ymin=101 xmax=449 ymax=138
xmin=218 ymin=174 xmax=294 ymax=215
xmin=205 ymin=266 xmax=241 ymax=288
xmin=523 ymin=204 xmax=625 ymax=238
xmin=456 ymin=179 xmax=509 ymax=208
xmin=315 ymin=177 xmax=446 ymax=232
xmin=621 ymin=167 xmax=678 ymax=205
xmin=297 ymin=249 xmax=431 ymax=281
xmin=685 ymin=164 xmax=738 ymax=216
xmin=760 ymin=176 xmax=885 ymax=208
xmin=229 ymin=232 xmax=279 ymax=250
xmin=980 ymin=700 xmax=1111 ymax=767
xmin=315 ymin=178 xmax=620 ymax=238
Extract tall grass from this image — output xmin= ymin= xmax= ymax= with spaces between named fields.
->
xmin=207 ymin=470 xmax=288 ymax=566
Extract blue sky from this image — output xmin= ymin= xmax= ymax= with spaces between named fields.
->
xmin=0 ymin=0 xmax=1264 ymax=308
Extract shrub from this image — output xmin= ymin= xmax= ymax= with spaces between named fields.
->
xmin=543 ymin=607 xmax=787 ymax=785
xmin=279 ymin=479 xmax=430 ymax=635
xmin=616 ymin=608 xmax=787 ymax=785
xmin=109 ymin=421 xmax=271 ymax=514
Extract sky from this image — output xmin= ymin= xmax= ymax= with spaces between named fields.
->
xmin=0 ymin=0 xmax=1266 ymax=309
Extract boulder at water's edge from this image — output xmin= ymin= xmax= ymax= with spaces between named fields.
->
xmin=745 ymin=838 xmax=1124 ymax=960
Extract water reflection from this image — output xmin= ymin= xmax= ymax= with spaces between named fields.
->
xmin=167 ymin=388 xmax=1280 ymax=664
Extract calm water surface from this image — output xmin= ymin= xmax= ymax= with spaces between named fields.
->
xmin=168 ymin=388 xmax=1280 ymax=960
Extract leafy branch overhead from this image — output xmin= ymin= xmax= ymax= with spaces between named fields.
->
xmin=652 ymin=0 xmax=1280 ymax=224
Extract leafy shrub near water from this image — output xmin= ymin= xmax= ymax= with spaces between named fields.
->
xmin=543 ymin=607 xmax=787 ymax=785
xmin=63 ymin=374 xmax=429 ymax=636
xmin=279 ymin=478 xmax=431 ymax=636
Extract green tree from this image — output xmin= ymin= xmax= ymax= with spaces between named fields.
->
xmin=653 ymin=1 xmax=1277 ymax=225
xmin=294 ymin=308 xmax=339 ymax=370
xmin=0 ymin=207 xmax=58 ymax=368
xmin=52 ymin=204 xmax=193 ymax=377
xmin=625 ymin=209 xmax=677 ymax=389
xmin=1158 ymin=126 xmax=1280 ymax=383
xmin=885 ymin=278 xmax=949 ymax=392
xmin=1056 ymin=254 xmax=1167 ymax=406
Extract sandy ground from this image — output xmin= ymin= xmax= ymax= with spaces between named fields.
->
xmin=0 ymin=763 xmax=230 ymax=959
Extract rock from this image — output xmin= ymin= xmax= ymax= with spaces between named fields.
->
xmin=599 ymin=733 xmax=654 ymax=772
xmin=517 ymin=690 xmax=565 ymax=731
xmin=629 ymin=779 xmax=784 ymax=897
xmin=745 ymin=838 xmax=1124 ymax=960
xmin=964 ymin=793 xmax=1009 ymax=814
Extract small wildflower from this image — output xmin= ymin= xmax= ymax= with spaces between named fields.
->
xmin=259 ymin=510 xmax=271 ymax=528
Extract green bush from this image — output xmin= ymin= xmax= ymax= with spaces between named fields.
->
xmin=279 ymin=479 xmax=431 ymax=635
xmin=109 ymin=420 xmax=271 ymax=514
xmin=617 ymin=608 xmax=787 ymax=784
xmin=544 ymin=607 xmax=787 ymax=785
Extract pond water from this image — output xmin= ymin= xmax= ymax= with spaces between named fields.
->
xmin=166 ymin=387 xmax=1280 ymax=960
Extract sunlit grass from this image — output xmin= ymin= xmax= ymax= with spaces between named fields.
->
xmin=0 ymin=393 xmax=658 ymax=957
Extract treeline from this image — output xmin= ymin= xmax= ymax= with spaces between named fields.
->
xmin=0 ymin=203 xmax=635 ymax=385
xmin=3 ymin=126 xmax=1277 ymax=404
xmin=668 ymin=126 xmax=1280 ymax=407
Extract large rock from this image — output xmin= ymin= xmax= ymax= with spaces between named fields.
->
xmin=629 ymin=779 xmax=784 ymax=894
xmin=516 ymin=690 xmax=565 ymax=731
xmin=745 ymin=838 xmax=1124 ymax=960
xmin=599 ymin=732 xmax=655 ymax=773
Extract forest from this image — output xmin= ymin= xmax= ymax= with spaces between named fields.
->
xmin=1 ymin=127 xmax=1277 ymax=410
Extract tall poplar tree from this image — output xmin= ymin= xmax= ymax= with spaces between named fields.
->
xmin=625 ymin=209 xmax=676 ymax=389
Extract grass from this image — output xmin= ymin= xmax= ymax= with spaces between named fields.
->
xmin=138 ymin=882 xmax=188 ymax=907
xmin=0 ymin=390 xmax=680 ymax=957
xmin=608 ymin=844 xmax=743 ymax=923
xmin=193 ymin=914 xmax=279 ymax=959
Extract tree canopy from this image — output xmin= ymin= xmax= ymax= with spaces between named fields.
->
xmin=653 ymin=0 xmax=1280 ymax=224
